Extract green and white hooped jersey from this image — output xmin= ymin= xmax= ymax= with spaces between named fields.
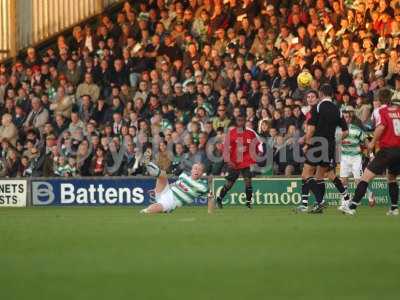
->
xmin=341 ymin=123 xmax=365 ymax=157
xmin=170 ymin=172 xmax=209 ymax=205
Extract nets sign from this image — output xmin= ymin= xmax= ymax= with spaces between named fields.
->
xmin=212 ymin=177 xmax=394 ymax=206
xmin=0 ymin=180 xmax=27 ymax=207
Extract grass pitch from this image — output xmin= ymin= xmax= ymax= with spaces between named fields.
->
xmin=1 ymin=206 xmax=399 ymax=300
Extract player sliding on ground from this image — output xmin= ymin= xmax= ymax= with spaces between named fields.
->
xmin=140 ymin=154 xmax=213 ymax=214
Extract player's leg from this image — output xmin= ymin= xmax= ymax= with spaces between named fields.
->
xmin=308 ymin=165 xmax=329 ymax=213
xmin=339 ymin=154 xmax=384 ymax=215
xmin=296 ymin=163 xmax=316 ymax=212
xmin=215 ymin=168 xmax=240 ymax=208
xmin=386 ymin=163 xmax=400 ymax=216
xmin=337 ymin=155 xmax=352 ymax=206
xmin=140 ymin=170 xmax=169 ymax=214
xmin=386 ymin=173 xmax=399 ymax=216
xmin=352 ymin=155 xmax=376 ymax=207
xmin=346 ymin=150 xmax=390 ymax=213
xmin=141 ymin=161 xmax=174 ymax=214
xmin=339 ymin=175 xmax=350 ymax=209
xmin=242 ymin=168 xmax=253 ymax=209
xmin=348 ymin=168 xmax=376 ymax=209
xmin=309 ymin=142 xmax=336 ymax=213
xmin=327 ymin=168 xmax=350 ymax=207
xmin=366 ymin=187 xmax=376 ymax=207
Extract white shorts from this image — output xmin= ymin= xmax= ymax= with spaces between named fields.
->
xmin=340 ymin=155 xmax=363 ymax=179
xmin=156 ymin=184 xmax=181 ymax=213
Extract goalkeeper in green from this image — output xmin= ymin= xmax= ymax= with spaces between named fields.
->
xmin=140 ymin=158 xmax=213 ymax=214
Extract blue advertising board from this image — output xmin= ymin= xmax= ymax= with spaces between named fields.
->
xmin=31 ymin=178 xmax=155 ymax=206
xmin=31 ymin=177 xmax=209 ymax=206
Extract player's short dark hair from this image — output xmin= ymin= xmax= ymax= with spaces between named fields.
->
xmin=377 ymin=88 xmax=392 ymax=104
xmin=320 ymin=84 xmax=334 ymax=97
xmin=307 ymin=89 xmax=318 ymax=97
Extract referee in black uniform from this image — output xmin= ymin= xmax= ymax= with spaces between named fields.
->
xmin=303 ymin=84 xmax=349 ymax=213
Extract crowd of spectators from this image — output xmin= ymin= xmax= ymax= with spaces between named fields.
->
xmin=0 ymin=0 xmax=400 ymax=177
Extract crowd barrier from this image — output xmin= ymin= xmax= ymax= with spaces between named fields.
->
xmin=0 ymin=177 xmax=397 ymax=208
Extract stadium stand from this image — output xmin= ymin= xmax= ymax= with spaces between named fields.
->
xmin=0 ymin=0 xmax=399 ymax=177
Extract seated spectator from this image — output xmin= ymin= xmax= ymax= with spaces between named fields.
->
xmin=212 ymin=105 xmax=230 ymax=131
xmin=156 ymin=141 xmax=172 ymax=172
xmin=50 ymin=86 xmax=74 ymax=119
xmin=180 ymin=143 xmax=202 ymax=174
xmin=68 ymin=112 xmax=85 ymax=135
xmin=0 ymin=114 xmax=18 ymax=146
xmin=5 ymin=148 xmax=20 ymax=177
xmin=76 ymin=73 xmax=100 ymax=102
xmin=90 ymin=147 xmax=106 ymax=176
xmin=23 ymin=97 xmax=49 ymax=133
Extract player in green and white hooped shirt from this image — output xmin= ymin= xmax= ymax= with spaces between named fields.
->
xmin=339 ymin=109 xmax=375 ymax=209
xmin=140 ymin=153 xmax=213 ymax=214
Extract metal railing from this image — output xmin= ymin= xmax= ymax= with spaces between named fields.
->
xmin=0 ymin=0 xmax=123 ymax=62
xmin=0 ymin=0 xmax=15 ymax=61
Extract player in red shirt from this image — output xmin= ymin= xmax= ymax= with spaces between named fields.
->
xmin=215 ymin=112 xmax=263 ymax=209
xmin=340 ymin=95 xmax=400 ymax=216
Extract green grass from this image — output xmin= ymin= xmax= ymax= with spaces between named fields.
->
xmin=0 ymin=206 xmax=399 ymax=300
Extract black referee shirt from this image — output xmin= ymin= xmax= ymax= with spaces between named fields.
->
xmin=309 ymin=98 xmax=348 ymax=143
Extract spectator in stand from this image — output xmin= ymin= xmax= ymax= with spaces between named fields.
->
xmin=0 ymin=113 xmax=18 ymax=146
xmin=76 ymin=73 xmax=100 ymax=102
xmin=50 ymin=86 xmax=74 ymax=119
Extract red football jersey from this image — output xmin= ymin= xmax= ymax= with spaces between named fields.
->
xmin=223 ymin=127 xmax=263 ymax=169
xmin=377 ymin=106 xmax=400 ymax=149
